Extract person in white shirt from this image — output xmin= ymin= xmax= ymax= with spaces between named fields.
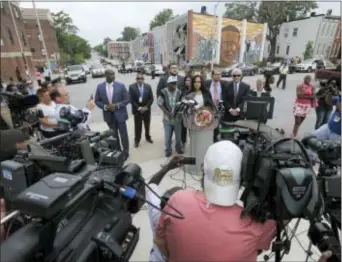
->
xmin=37 ymin=88 xmax=59 ymax=138
xmin=146 ymin=155 xmax=184 ymax=262
xmin=249 ymin=77 xmax=271 ymax=97
xmin=50 ymin=85 xmax=95 ymax=133
xmin=277 ymin=62 xmax=289 ymax=90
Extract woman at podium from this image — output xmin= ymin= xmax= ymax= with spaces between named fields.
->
xmin=185 ymin=75 xmax=214 ymax=109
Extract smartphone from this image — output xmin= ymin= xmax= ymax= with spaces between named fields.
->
xmin=178 ymin=156 xmax=196 ymax=165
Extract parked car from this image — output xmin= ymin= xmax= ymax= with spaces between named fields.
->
xmin=90 ymin=64 xmax=105 ymax=78
xmin=261 ymin=62 xmax=282 ymax=75
xmin=118 ymin=64 xmax=133 ymax=74
xmin=315 ymin=64 xmax=341 ymax=88
xmin=295 ymin=59 xmax=325 ymax=73
xmin=222 ymin=63 xmax=258 ymax=77
xmin=153 ymin=64 xmax=164 ymax=76
xmin=82 ymin=64 xmax=90 ymax=75
xmin=65 ymin=64 xmax=87 ymax=84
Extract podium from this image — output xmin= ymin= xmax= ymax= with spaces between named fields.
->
xmin=183 ymin=107 xmax=219 ymax=175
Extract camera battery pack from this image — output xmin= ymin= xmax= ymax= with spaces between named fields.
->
xmin=14 ymin=173 xmax=84 ymax=219
xmin=1 ymin=160 xmax=28 ymax=202
xmin=99 ymin=150 xmax=125 ymax=167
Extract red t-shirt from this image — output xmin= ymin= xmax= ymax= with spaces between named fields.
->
xmin=296 ymin=83 xmax=314 ymax=105
xmin=156 ymin=190 xmax=276 ymax=262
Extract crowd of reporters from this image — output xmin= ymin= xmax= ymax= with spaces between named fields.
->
xmin=0 ymin=65 xmax=340 ymax=261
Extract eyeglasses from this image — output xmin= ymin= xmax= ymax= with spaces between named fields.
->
xmin=136 ymin=78 xmax=144 ymax=80
xmin=233 ymin=75 xmax=241 ymax=77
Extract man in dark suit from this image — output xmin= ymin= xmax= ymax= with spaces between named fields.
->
xmin=156 ymin=62 xmax=184 ymax=97
xmin=223 ymin=68 xmax=250 ymax=122
xmin=95 ymin=69 xmax=130 ymax=159
xmin=129 ymin=72 xmax=154 ymax=148
xmin=205 ymin=69 xmax=228 ymax=142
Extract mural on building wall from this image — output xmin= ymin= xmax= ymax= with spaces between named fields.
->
xmin=191 ymin=13 xmax=265 ymax=66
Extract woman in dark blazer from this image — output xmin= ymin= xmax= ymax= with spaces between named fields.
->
xmin=185 ymin=75 xmax=214 ymax=109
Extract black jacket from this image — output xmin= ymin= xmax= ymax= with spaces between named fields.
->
xmin=222 ymin=81 xmax=250 ymax=121
xmin=156 ymin=74 xmax=185 ymax=97
xmin=249 ymin=90 xmax=271 ymax=97
xmin=128 ymin=83 xmax=154 ymax=115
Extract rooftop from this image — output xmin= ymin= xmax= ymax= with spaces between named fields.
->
xmin=21 ymin=8 xmax=53 ymax=23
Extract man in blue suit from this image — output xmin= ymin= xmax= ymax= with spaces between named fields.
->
xmin=95 ymin=69 xmax=130 ymax=159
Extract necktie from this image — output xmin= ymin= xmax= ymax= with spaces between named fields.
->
xmin=139 ymin=85 xmax=143 ymax=97
xmin=107 ymin=84 xmax=113 ymax=103
xmin=234 ymin=83 xmax=238 ymax=106
xmin=213 ymin=82 xmax=219 ymax=105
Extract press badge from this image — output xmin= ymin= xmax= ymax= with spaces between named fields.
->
xmin=334 ymin=116 xmax=340 ymax=122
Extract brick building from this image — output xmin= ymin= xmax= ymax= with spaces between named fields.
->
xmin=0 ymin=1 xmax=35 ymax=82
xmin=21 ymin=8 xmax=59 ymax=70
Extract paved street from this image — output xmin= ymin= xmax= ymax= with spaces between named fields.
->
xmin=79 ymin=64 xmax=322 ymax=261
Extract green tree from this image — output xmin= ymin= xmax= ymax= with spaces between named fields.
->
xmin=223 ymin=1 xmax=318 ymax=60
xmin=52 ymin=11 xmax=91 ymax=65
xmin=149 ymin=8 xmax=175 ymax=30
xmin=118 ymin=27 xmax=140 ymax=41
xmin=224 ymin=2 xmax=258 ymax=22
xmin=303 ymin=41 xmax=314 ymax=60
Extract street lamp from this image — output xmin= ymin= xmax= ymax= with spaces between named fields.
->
xmin=8 ymin=2 xmax=26 ymax=64
xmin=32 ymin=0 xmax=51 ymax=72
xmin=209 ymin=2 xmax=219 ymax=71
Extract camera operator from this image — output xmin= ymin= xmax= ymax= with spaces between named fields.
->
xmin=50 ymin=85 xmax=95 ymax=132
xmin=315 ymin=82 xmax=339 ymax=130
xmin=147 ymin=155 xmax=184 ymax=262
xmin=36 ymin=88 xmax=60 ymax=138
xmin=154 ymin=141 xmax=334 ymax=262
xmin=313 ymin=95 xmax=341 ymax=141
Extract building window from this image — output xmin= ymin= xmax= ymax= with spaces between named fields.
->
xmin=0 ymin=38 xmax=3 ymax=46
xmin=292 ymin=28 xmax=298 ymax=37
xmin=286 ymin=45 xmax=290 ymax=55
xmin=0 ymin=2 xmax=3 ymax=8
xmin=284 ymin=28 xmax=289 ymax=38
xmin=21 ymin=32 xmax=27 ymax=46
xmin=7 ymin=27 xmax=15 ymax=45
xmin=276 ymin=45 xmax=280 ymax=54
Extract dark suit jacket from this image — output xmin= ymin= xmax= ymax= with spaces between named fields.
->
xmin=223 ymin=81 xmax=251 ymax=121
xmin=249 ymin=90 xmax=271 ymax=97
xmin=95 ymin=81 xmax=129 ymax=123
xmin=204 ymin=79 xmax=229 ymax=100
xmin=156 ymin=74 xmax=185 ymax=97
xmin=128 ymin=83 xmax=154 ymax=115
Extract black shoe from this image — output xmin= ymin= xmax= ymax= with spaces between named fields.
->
xmin=134 ymin=142 xmax=139 ymax=148
xmin=146 ymin=138 xmax=153 ymax=144
xmin=165 ymin=152 xmax=172 ymax=158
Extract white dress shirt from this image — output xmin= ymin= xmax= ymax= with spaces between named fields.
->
xmin=37 ymin=102 xmax=57 ymax=132
xmin=106 ymin=82 xmax=114 ymax=103
xmin=210 ymin=81 xmax=222 ymax=102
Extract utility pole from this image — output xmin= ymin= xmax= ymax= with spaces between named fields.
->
xmin=32 ymin=0 xmax=51 ymax=72
xmin=209 ymin=2 xmax=219 ymax=71
xmin=8 ymin=1 xmax=26 ymax=64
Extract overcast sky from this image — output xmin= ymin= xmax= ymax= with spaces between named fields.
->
xmin=20 ymin=1 xmax=341 ymax=46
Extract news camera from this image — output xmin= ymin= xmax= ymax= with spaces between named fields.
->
xmin=1 ymin=162 xmax=146 ymax=262
xmin=0 ymin=129 xmax=124 ymax=206
xmin=56 ymin=106 xmax=89 ymax=132
xmin=217 ymin=96 xmax=340 ymax=261
xmin=0 ymin=92 xmax=40 ymax=132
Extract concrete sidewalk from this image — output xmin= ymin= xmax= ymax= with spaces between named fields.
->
xmin=89 ymin=118 xmax=322 ymax=261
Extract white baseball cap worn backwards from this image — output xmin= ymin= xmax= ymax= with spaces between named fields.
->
xmin=203 ymin=141 xmax=243 ymax=206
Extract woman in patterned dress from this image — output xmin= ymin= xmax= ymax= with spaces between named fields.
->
xmin=291 ymin=75 xmax=316 ymax=137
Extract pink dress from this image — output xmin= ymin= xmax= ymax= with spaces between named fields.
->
xmin=293 ymin=83 xmax=315 ymax=117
